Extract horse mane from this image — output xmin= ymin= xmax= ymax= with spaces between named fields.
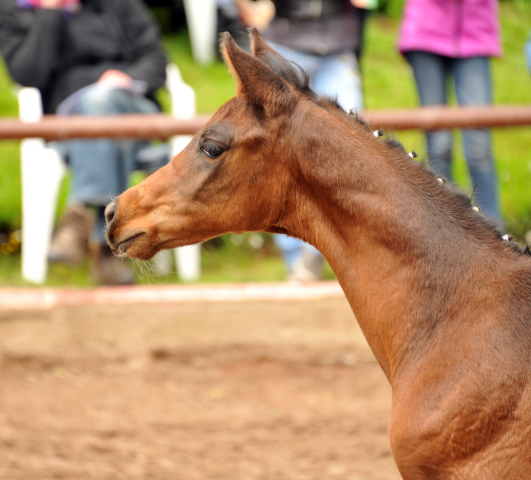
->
xmin=265 ymin=54 xmax=528 ymax=257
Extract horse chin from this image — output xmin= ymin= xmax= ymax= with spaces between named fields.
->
xmin=128 ymin=246 xmax=157 ymax=261
xmin=113 ymin=234 xmax=157 ymax=261
xmin=118 ymin=233 xmax=194 ymax=261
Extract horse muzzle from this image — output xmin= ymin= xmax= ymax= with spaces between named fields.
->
xmin=104 ymin=198 xmax=149 ymax=258
xmin=105 ymin=199 xmax=119 ymax=250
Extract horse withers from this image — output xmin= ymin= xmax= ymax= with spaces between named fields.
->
xmin=105 ymin=28 xmax=531 ymax=479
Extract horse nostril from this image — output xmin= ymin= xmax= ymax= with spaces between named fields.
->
xmin=105 ymin=200 xmax=117 ymax=228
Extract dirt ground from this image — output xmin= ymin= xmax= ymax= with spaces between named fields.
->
xmin=0 ymin=294 xmax=401 ymax=480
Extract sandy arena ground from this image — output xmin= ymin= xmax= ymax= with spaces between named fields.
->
xmin=0 ymin=284 xmax=401 ymax=480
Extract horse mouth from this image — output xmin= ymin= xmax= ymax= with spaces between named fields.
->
xmin=114 ymin=231 xmax=147 ymax=254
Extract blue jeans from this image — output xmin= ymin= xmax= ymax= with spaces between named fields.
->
xmin=405 ymin=51 xmax=502 ymax=224
xmin=269 ymin=43 xmax=364 ymax=272
xmin=269 ymin=42 xmax=363 ymax=112
xmin=56 ymin=84 xmax=160 ymax=243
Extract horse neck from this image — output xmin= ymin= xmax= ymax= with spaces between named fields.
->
xmin=280 ymin=110 xmax=504 ymax=381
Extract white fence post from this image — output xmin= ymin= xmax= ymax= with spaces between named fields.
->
xmin=165 ymin=64 xmax=202 ymax=282
xmin=183 ymin=0 xmax=217 ymax=65
xmin=18 ymin=87 xmax=66 ymax=284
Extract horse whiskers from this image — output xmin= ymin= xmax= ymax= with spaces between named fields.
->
xmin=111 ymin=250 xmax=127 ymax=259
xmin=149 ymin=253 xmax=176 ymax=277
xmin=107 ymin=246 xmax=157 ymax=283
xmin=130 ymin=253 xmax=178 ymax=284
xmin=130 ymin=257 xmax=156 ymax=283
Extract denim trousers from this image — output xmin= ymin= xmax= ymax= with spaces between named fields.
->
xmin=268 ymin=43 xmax=364 ymax=271
xmin=269 ymin=42 xmax=363 ymax=112
xmin=55 ymin=84 xmax=159 ymax=243
xmin=405 ymin=51 xmax=502 ymax=224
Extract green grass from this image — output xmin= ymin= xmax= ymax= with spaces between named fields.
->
xmin=1 ymin=3 xmax=531 ymax=286
xmin=0 ymin=233 xmax=336 ymax=287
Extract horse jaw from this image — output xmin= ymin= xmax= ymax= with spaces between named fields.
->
xmin=105 ymin=159 xmax=210 ymax=260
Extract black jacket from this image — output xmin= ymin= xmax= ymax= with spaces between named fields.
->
xmin=264 ymin=0 xmax=364 ymax=57
xmin=0 ymin=0 xmax=167 ymax=113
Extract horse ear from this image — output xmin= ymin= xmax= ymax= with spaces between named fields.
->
xmin=220 ymin=31 xmax=297 ymax=116
xmin=249 ymin=27 xmax=310 ymax=92
xmin=249 ymin=26 xmax=277 ymax=59
xmin=249 ymin=27 xmax=289 ymax=69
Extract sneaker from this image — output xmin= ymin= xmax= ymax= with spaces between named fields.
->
xmin=48 ymin=204 xmax=94 ymax=266
xmin=91 ymin=243 xmax=135 ymax=285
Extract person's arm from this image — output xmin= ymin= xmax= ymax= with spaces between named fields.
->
xmin=0 ymin=1 xmax=65 ymax=89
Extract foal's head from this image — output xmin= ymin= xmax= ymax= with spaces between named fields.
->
xmin=105 ymin=28 xmax=336 ymax=260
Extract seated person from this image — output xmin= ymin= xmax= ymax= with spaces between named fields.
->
xmin=0 ymin=0 xmax=168 ymax=284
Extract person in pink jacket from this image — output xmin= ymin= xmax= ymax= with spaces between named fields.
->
xmin=398 ymin=0 xmax=503 ymax=225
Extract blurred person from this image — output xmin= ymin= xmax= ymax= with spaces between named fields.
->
xmin=398 ymin=0 xmax=503 ymax=225
xmin=216 ymin=0 xmax=250 ymax=52
xmin=238 ymin=0 xmax=370 ymax=281
xmin=0 ymin=0 xmax=168 ymax=284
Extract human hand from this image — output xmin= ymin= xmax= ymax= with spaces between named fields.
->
xmin=39 ymin=0 xmax=79 ymax=9
xmin=98 ymin=70 xmax=133 ymax=89
xmin=235 ymin=0 xmax=275 ymax=30
xmin=39 ymin=0 xmax=65 ymax=8
xmin=350 ymin=0 xmax=377 ymax=7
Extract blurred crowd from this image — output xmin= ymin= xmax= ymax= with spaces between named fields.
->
xmin=0 ymin=0 xmax=526 ymax=285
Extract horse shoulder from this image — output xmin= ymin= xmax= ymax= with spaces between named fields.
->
xmin=390 ymin=374 xmax=531 ymax=478
xmin=389 ymin=307 xmax=531 ymax=478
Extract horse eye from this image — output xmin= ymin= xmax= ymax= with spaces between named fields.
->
xmin=200 ymin=141 xmax=224 ymax=159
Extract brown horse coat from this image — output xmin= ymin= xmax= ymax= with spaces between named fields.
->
xmin=106 ymin=28 xmax=531 ymax=479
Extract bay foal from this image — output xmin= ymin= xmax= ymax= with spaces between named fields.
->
xmin=106 ymin=28 xmax=531 ymax=479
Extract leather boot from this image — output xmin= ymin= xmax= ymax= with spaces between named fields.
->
xmin=48 ymin=204 xmax=94 ymax=266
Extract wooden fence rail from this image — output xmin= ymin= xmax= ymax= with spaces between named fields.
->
xmin=0 ymin=105 xmax=531 ymax=141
